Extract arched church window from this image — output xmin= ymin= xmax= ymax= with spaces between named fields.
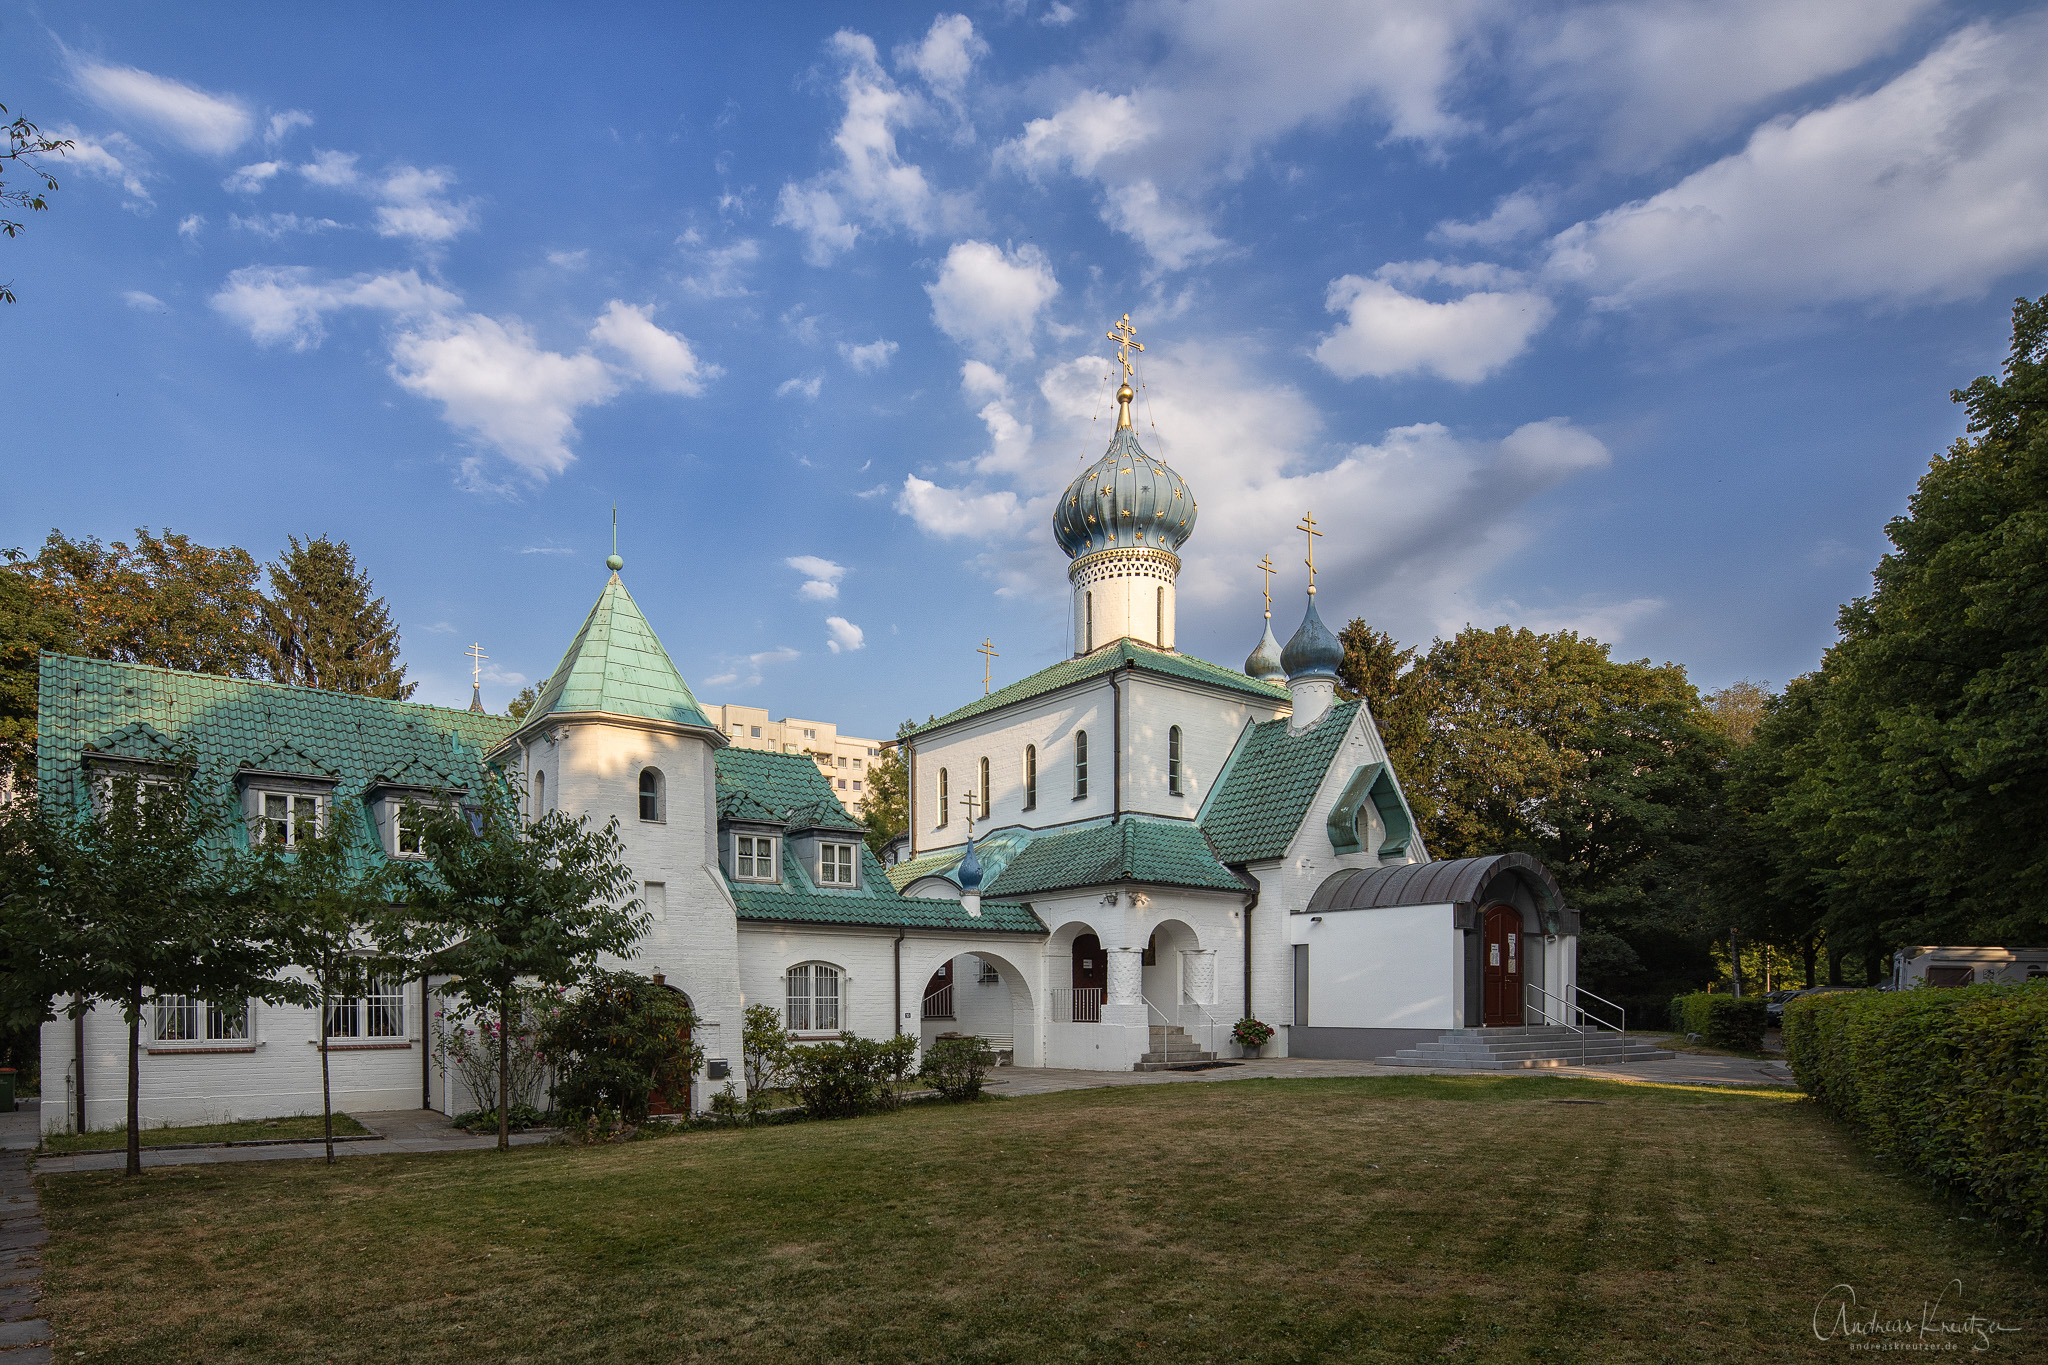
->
xmin=532 ymin=770 xmax=545 ymax=817
xmin=978 ymin=757 xmax=990 ymax=821
xmin=786 ymin=962 xmax=841 ymax=1033
xmin=1086 ymin=591 xmax=1094 ymax=651
xmin=638 ymin=768 xmax=664 ymax=823
xmin=1074 ymin=731 xmax=1089 ymax=799
xmin=937 ymin=768 xmax=949 ymax=827
xmin=1023 ymin=745 xmax=1037 ymax=810
xmin=1169 ymin=726 xmax=1183 ymax=796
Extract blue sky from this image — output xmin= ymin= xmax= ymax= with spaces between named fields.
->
xmin=5 ymin=1 xmax=2045 ymax=739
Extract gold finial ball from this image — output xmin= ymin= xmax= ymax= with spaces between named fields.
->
xmin=1117 ymin=382 xmax=1134 ymax=403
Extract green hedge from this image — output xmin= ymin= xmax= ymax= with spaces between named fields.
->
xmin=1669 ymin=992 xmax=1767 ymax=1051
xmin=1784 ymin=982 xmax=2048 ymax=1243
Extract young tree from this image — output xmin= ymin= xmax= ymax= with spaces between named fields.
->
xmin=0 ymin=766 xmax=289 ymax=1175
xmin=244 ymin=803 xmax=394 ymax=1164
xmin=13 ymin=528 xmax=265 ymax=676
xmin=2 ymin=103 xmax=72 ymax=304
xmin=258 ymin=537 xmax=415 ymax=699
xmin=395 ymin=788 xmax=645 ymax=1150
xmin=860 ymin=729 xmax=912 ymax=856
xmin=1336 ymin=619 xmax=1432 ymax=823
xmin=0 ymin=558 xmax=74 ymax=781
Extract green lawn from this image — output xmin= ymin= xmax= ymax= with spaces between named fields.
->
xmin=36 ymin=1075 xmax=2048 ymax=1362
xmin=39 ymin=1111 xmax=370 ymax=1154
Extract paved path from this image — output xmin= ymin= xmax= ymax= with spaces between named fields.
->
xmin=30 ymin=1109 xmax=551 ymax=1176
xmin=0 ymin=1105 xmax=48 ymax=1364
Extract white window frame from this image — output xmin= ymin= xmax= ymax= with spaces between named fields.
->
xmin=327 ymin=977 xmax=406 ymax=1040
xmin=734 ymin=834 xmax=779 ymax=882
xmin=785 ymin=963 xmax=842 ymax=1034
xmin=1168 ymin=725 xmax=1184 ymax=797
xmin=937 ymin=768 xmax=950 ymax=827
xmin=255 ymin=790 xmax=325 ymax=847
xmin=818 ymin=841 xmax=858 ymax=887
xmin=1024 ymin=744 xmax=1037 ymax=810
xmin=638 ymin=767 xmax=665 ymax=824
xmin=152 ymin=993 xmax=249 ymax=1044
xmin=1074 ymin=731 xmax=1089 ymax=799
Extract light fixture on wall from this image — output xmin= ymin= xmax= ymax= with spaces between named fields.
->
xmin=1310 ymin=916 xmax=1322 ymax=924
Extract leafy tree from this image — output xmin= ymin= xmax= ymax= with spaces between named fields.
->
xmin=741 ymin=1001 xmax=790 ymax=1097
xmin=538 ymin=969 xmax=701 ymax=1122
xmin=0 ymin=559 xmax=74 ymax=781
xmin=2 ymin=103 xmax=71 ymax=304
xmin=394 ymin=788 xmax=645 ymax=1150
xmin=1703 ymin=680 xmax=1771 ymax=747
xmin=1336 ymin=619 xmax=1432 ymax=823
xmin=258 ymin=536 xmax=415 ymax=698
xmin=12 ymin=528 xmax=265 ymax=676
xmin=505 ymin=685 xmax=538 ymax=721
xmin=859 ymin=720 xmax=915 ymax=855
xmin=0 ymin=766 xmax=290 ymax=1175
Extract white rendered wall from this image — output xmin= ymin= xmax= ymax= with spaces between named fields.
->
xmin=1122 ymin=675 xmax=1284 ymax=820
xmin=1031 ymin=887 xmax=1243 ymax=1068
xmin=1069 ymin=548 xmax=1178 ymax=654
xmin=1287 ymin=904 xmax=1458 ymax=1031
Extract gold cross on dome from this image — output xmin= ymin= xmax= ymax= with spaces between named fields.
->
xmin=1257 ymin=555 xmax=1276 ymax=617
xmin=977 ymin=637 xmax=1000 ymax=695
xmin=466 ymin=642 xmax=489 ymax=687
xmin=961 ymin=789 xmax=982 ymax=837
xmin=1297 ymin=512 xmax=1323 ymax=592
xmin=1107 ymin=313 xmax=1143 ymax=380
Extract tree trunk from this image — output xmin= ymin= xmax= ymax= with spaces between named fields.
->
xmin=1729 ymin=927 xmax=1743 ymax=998
xmin=321 ymin=974 xmax=335 ymax=1165
xmin=1827 ymin=943 xmax=1843 ymax=986
xmin=1800 ymin=936 xmax=1818 ymax=989
xmin=498 ymin=986 xmax=512 ymax=1153
xmin=125 ymin=988 xmax=142 ymax=1178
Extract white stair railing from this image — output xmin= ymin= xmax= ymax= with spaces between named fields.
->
xmin=1180 ymin=993 xmax=1222 ymax=1059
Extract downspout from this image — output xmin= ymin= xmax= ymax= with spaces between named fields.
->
xmin=1111 ymin=670 xmax=1124 ymax=822
xmin=1232 ymin=868 xmax=1260 ymax=1020
xmin=906 ymin=741 xmax=916 ymax=858
xmin=73 ymin=1000 xmax=85 ymax=1135
xmin=894 ymin=929 xmax=907 ymax=1037
xmin=420 ymin=975 xmax=432 ymax=1109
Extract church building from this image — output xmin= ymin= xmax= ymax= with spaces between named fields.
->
xmin=36 ymin=328 xmax=1597 ymax=1134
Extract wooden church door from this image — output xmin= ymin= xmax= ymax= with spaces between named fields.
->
xmin=1482 ymin=905 xmax=1524 ymax=1027
xmin=646 ymin=976 xmax=691 ymax=1116
xmin=1071 ymin=934 xmax=1106 ymax=1022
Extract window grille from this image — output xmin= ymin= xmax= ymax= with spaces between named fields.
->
xmin=258 ymin=792 xmax=321 ymax=846
xmin=328 ymin=978 xmax=404 ymax=1039
xmin=786 ymin=964 xmax=841 ymax=1032
xmin=978 ymin=959 xmax=1001 ymax=984
xmin=153 ymin=995 xmax=250 ymax=1042
xmin=1074 ymin=731 xmax=1089 ymax=798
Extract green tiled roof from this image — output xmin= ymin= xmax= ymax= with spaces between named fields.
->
xmin=715 ymin=747 xmax=1044 ymax=935
xmin=35 ymin=652 xmax=517 ymax=845
xmin=905 ymin=639 xmax=1288 ymax=739
xmin=1199 ymin=701 xmax=1360 ymax=863
xmin=982 ymin=817 xmax=1245 ymax=898
xmin=882 ymin=826 xmax=1037 ymax=892
xmin=528 ymin=573 xmax=714 ymax=731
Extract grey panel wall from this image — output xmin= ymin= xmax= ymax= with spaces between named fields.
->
xmin=1293 ymin=943 xmax=1309 ymax=1027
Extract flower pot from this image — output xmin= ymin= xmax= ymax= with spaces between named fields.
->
xmin=1239 ymin=1042 xmax=1263 ymax=1059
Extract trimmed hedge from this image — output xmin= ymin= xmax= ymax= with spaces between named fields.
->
xmin=1784 ymin=982 xmax=2048 ymax=1244
xmin=1669 ymin=992 xmax=1767 ymax=1051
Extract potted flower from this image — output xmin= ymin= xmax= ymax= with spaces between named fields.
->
xmin=1232 ymin=1017 xmax=1274 ymax=1059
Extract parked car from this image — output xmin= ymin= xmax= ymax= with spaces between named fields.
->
xmin=1768 ymin=985 xmax=1861 ymax=1023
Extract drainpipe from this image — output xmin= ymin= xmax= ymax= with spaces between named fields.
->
xmin=1232 ymin=868 xmax=1260 ymax=1020
xmin=420 ymin=976 xmax=432 ymax=1109
xmin=1111 ymin=669 xmax=1124 ymax=822
xmin=894 ymin=929 xmax=906 ymax=1037
xmin=73 ymin=1001 xmax=85 ymax=1136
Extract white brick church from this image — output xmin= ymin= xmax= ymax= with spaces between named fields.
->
xmin=38 ymin=361 xmax=1583 ymax=1132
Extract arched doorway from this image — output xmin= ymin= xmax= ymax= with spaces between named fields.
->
xmin=1071 ymin=933 xmax=1106 ymax=1022
xmin=1482 ymin=905 xmax=1523 ymax=1027
xmin=922 ymin=960 xmax=955 ymax=1020
xmin=646 ymin=974 xmax=692 ymax=1116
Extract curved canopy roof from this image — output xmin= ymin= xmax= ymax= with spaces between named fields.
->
xmin=1306 ymin=853 xmax=1566 ymax=915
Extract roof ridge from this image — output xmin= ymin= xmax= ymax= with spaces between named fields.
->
xmin=40 ymin=652 xmax=506 ymax=724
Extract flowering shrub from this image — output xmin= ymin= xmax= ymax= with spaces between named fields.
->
xmin=1232 ymin=1018 xmax=1275 ymax=1052
xmin=435 ymin=992 xmax=552 ymax=1116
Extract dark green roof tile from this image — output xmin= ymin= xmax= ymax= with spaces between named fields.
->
xmin=982 ymin=817 xmax=1243 ymax=897
xmin=1199 ymin=701 xmax=1360 ymax=863
xmin=527 ymin=574 xmax=713 ymax=731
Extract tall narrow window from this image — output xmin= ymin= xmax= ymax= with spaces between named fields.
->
xmin=1086 ymin=591 xmax=1094 ymax=651
xmin=1157 ymin=586 xmax=1165 ymax=647
xmin=1023 ymin=744 xmax=1038 ymax=810
xmin=937 ymin=768 xmax=949 ymax=826
xmin=1074 ymin=730 xmax=1089 ymax=799
xmin=532 ymin=770 xmax=545 ymax=817
xmin=1169 ymin=725 xmax=1184 ymax=796
xmin=638 ymin=768 xmax=664 ymax=822
xmin=978 ymin=757 xmax=990 ymax=821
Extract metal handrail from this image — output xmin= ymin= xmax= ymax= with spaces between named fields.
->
xmin=1525 ymin=981 xmax=1588 ymax=1067
xmin=1572 ymin=985 xmax=1627 ymax=1035
xmin=1180 ymin=992 xmax=1222 ymax=1058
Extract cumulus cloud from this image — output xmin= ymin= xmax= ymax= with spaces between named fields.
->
xmin=825 ymin=617 xmax=866 ymax=653
xmin=390 ymin=314 xmax=621 ymax=481
xmin=546 ymin=248 xmax=589 ymax=269
xmin=777 ymin=376 xmax=823 ymax=400
xmin=209 ymin=265 xmax=457 ymax=350
xmin=960 ymin=360 xmax=1008 ymax=399
xmin=839 ymin=338 xmax=899 ymax=373
xmin=898 ymin=13 xmax=987 ymax=117
xmin=589 ymin=301 xmax=718 ymax=395
xmin=298 ymin=149 xmax=360 ymax=187
xmin=703 ymin=646 xmax=801 ymax=689
xmin=223 ymin=160 xmax=285 ymax=193
xmin=52 ymin=128 xmax=153 ymax=208
xmin=177 ymin=214 xmax=204 ymax=240
xmin=774 ymin=30 xmax=969 ymax=263
xmin=1042 ymin=2 xmax=1078 ymax=26
xmin=71 ymin=60 xmax=252 ymax=155
xmin=291 ymin=152 xmax=478 ymax=243
xmin=1546 ymin=17 xmax=2048 ymax=310
xmin=925 ymin=241 xmax=1059 ymax=361
xmin=1315 ymin=265 xmax=1555 ymax=383
xmin=787 ymin=556 xmax=848 ymax=601
xmin=264 ymin=110 xmax=313 ymax=147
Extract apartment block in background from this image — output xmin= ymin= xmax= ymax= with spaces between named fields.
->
xmin=705 ymin=703 xmax=883 ymax=814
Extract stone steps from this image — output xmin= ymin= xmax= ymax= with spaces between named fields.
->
xmin=1376 ymin=1028 xmax=1674 ymax=1071
xmin=1136 ymin=1025 xmax=1218 ymax=1071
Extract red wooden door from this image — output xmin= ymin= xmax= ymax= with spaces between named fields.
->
xmin=1482 ymin=905 xmax=1523 ymax=1027
xmin=1072 ymin=934 xmax=1106 ymax=1022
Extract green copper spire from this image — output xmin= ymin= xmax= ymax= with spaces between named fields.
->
xmin=524 ymin=569 xmax=713 ymax=731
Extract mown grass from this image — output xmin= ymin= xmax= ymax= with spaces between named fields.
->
xmin=39 ymin=1111 xmax=371 ymax=1154
xmin=36 ymin=1074 xmax=2048 ymax=1363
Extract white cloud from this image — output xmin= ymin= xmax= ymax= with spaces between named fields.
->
xmin=825 ymin=617 xmax=866 ymax=654
xmin=589 ymin=301 xmax=717 ymax=395
xmin=298 ymin=150 xmax=360 ymax=187
xmin=264 ymin=110 xmax=313 ymax=147
xmin=703 ymin=646 xmax=801 ymax=689
xmin=1101 ymin=180 xmax=1225 ymax=270
xmin=389 ymin=314 xmax=621 ymax=480
xmin=209 ymin=265 xmax=457 ymax=350
xmin=372 ymin=165 xmax=477 ymax=243
xmin=546 ymin=248 xmax=589 ymax=269
xmin=229 ymin=211 xmax=344 ymax=238
xmin=72 ymin=60 xmax=252 ymax=155
xmin=839 ymin=338 xmax=898 ymax=373
xmin=777 ymin=376 xmax=823 ymax=400
xmin=680 ymin=237 xmax=760 ymax=297
xmin=53 ymin=128 xmax=152 ymax=207
xmin=1004 ymin=90 xmax=1153 ymax=179
xmin=1315 ymin=268 xmax=1554 ymax=383
xmin=121 ymin=290 xmax=164 ymax=311
xmin=1042 ymin=2 xmax=1078 ymax=26
xmin=895 ymin=475 xmax=1029 ymax=539
xmin=787 ymin=555 xmax=848 ymax=601
xmin=177 ymin=214 xmax=204 ymax=240
xmin=1432 ymin=189 xmax=1551 ymax=246
xmin=898 ymin=14 xmax=987 ymax=99
xmin=1546 ymin=17 xmax=2048 ymax=310
xmin=960 ymin=360 xmax=1008 ymax=399
xmin=925 ymin=240 xmax=1059 ymax=361
xmin=773 ymin=30 xmax=968 ymax=264
xmin=223 ymin=160 xmax=285 ymax=193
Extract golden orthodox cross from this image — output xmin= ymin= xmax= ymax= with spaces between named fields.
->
xmin=466 ymin=642 xmax=489 ymax=688
xmin=1257 ymin=554 xmax=1276 ymax=618
xmin=1107 ymin=313 xmax=1143 ymax=380
xmin=961 ymin=789 xmax=981 ymax=837
xmin=977 ymin=637 xmax=1000 ymax=695
xmin=1297 ymin=512 xmax=1323 ymax=593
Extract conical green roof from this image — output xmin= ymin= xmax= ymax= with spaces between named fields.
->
xmin=527 ymin=571 xmax=714 ymax=731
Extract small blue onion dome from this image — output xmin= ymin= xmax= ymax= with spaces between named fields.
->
xmin=1281 ymin=595 xmax=1344 ymax=680
xmin=957 ymin=837 xmax=983 ymax=892
xmin=1051 ymin=422 xmax=1197 ymax=559
xmin=1245 ymin=620 xmax=1286 ymax=682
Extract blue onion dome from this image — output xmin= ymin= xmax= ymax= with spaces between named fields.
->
xmin=1051 ymin=414 xmax=1198 ymax=559
xmin=1245 ymin=620 xmax=1286 ymax=682
xmin=957 ymin=837 xmax=983 ymax=892
xmin=1281 ymin=595 xmax=1344 ymax=680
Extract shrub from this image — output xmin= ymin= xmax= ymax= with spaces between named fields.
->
xmin=741 ymin=1003 xmax=792 ymax=1098
xmin=538 ymin=970 xmax=702 ymax=1123
xmin=452 ymin=1102 xmax=548 ymax=1134
xmin=920 ymin=1036 xmax=995 ymax=1101
xmin=1784 ymin=981 xmax=2048 ymax=1243
xmin=787 ymin=1034 xmax=904 ymax=1120
xmin=435 ymin=993 xmax=551 ymax=1114
xmin=1668 ymin=992 xmax=1766 ymax=1051
xmin=1232 ymin=1018 xmax=1274 ymax=1053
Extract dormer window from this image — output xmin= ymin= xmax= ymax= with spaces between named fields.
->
xmin=394 ymin=802 xmax=428 ymax=857
xmin=818 ymin=841 xmax=858 ymax=887
xmin=734 ymin=834 xmax=779 ymax=881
